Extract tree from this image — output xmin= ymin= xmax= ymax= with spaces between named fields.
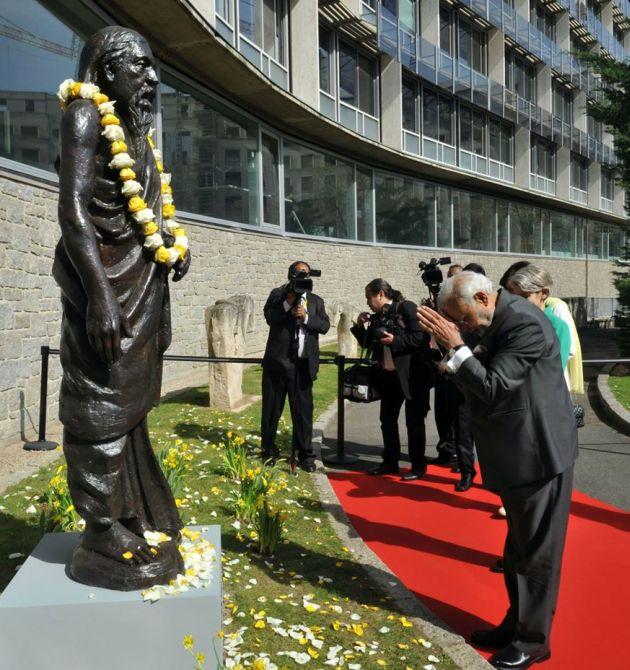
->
xmin=578 ymin=52 xmax=630 ymax=354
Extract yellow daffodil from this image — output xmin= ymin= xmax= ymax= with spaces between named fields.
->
xmin=182 ymin=635 xmax=194 ymax=651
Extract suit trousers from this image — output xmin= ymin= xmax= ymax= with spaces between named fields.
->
xmin=454 ymin=398 xmax=476 ymax=476
xmin=434 ymin=375 xmax=456 ymax=457
xmin=377 ymin=369 xmax=428 ymax=469
xmin=261 ymin=360 xmax=315 ymax=464
xmin=499 ymin=465 xmax=574 ymax=653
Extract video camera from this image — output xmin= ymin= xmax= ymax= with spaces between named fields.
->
xmin=418 ymin=257 xmax=451 ymax=302
xmin=289 ymin=268 xmax=321 ymax=295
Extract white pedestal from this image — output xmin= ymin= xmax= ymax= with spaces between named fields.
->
xmin=0 ymin=526 xmax=222 ymax=670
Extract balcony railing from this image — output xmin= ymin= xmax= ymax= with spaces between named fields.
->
xmin=377 ymin=10 xmax=618 ymax=166
xmin=530 ymin=173 xmax=557 ymax=195
xmin=600 ymin=196 xmax=614 ymax=212
xmin=570 ymin=186 xmax=589 ymax=204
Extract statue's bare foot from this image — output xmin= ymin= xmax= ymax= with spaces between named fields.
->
xmin=82 ymin=521 xmax=154 ymax=564
xmin=122 ymin=517 xmax=151 ymax=538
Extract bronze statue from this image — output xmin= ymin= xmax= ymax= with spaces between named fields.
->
xmin=53 ymin=26 xmax=191 ymax=590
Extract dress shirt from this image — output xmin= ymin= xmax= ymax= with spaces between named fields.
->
xmin=445 ymin=346 xmax=473 ymax=374
xmin=284 ymin=293 xmax=309 ymax=358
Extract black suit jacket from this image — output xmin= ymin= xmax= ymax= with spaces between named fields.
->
xmin=453 ymin=290 xmax=578 ymax=490
xmin=262 ymin=286 xmax=330 ymax=381
xmin=351 ymin=299 xmax=433 ymax=401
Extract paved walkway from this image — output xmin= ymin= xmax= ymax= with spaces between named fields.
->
xmin=323 ymin=328 xmax=630 ymax=510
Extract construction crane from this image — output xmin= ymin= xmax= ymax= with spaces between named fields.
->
xmin=0 ymin=15 xmax=81 ymax=59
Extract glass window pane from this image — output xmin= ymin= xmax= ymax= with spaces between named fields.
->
xmin=423 ymin=90 xmax=438 ymax=139
xmin=283 ymin=139 xmax=353 ymax=239
xmin=262 ymin=134 xmax=279 ymax=225
xmin=338 ymin=42 xmax=357 ymax=107
xmin=240 ymin=0 xmax=262 ymax=44
xmin=510 ymin=202 xmax=541 ymax=254
xmin=497 ymin=200 xmax=509 ymax=252
xmin=458 ymin=21 xmax=471 ymax=65
xmin=400 ymin=0 xmax=416 ymax=30
xmin=161 ymin=73 xmax=259 ymax=225
xmin=551 ymin=212 xmax=575 ymax=257
xmin=319 ymin=26 xmax=331 ymax=93
xmin=402 ymin=77 xmax=417 ymax=132
xmin=436 ymin=185 xmax=452 ymax=248
xmin=588 ymin=221 xmax=605 ymax=258
xmin=473 ymin=111 xmax=485 ymax=155
xmin=358 ymin=54 xmax=375 ymax=115
xmin=489 ymin=119 xmax=500 ymax=161
xmin=263 ymin=0 xmax=283 ymax=60
xmin=453 ymin=191 xmax=495 ymax=250
xmin=440 ymin=8 xmax=452 ymax=55
xmin=438 ymin=95 xmax=453 ymax=144
xmin=502 ymin=122 xmax=513 ymax=164
xmin=460 ymin=106 xmax=472 ymax=152
xmin=0 ymin=0 xmax=105 ymax=172
xmin=375 ymin=175 xmax=435 ymax=246
xmin=356 ymin=167 xmax=374 ymax=241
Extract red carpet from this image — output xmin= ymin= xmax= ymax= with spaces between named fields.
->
xmin=328 ymin=466 xmax=630 ymax=670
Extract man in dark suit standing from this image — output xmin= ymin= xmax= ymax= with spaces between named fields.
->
xmin=418 ymin=271 xmax=578 ymax=670
xmin=261 ymin=261 xmax=330 ymax=472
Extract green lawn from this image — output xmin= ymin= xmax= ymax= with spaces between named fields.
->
xmin=0 ymin=358 xmax=457 ymax=670
xmin=609 ymin=375 xmax=630 ymax=410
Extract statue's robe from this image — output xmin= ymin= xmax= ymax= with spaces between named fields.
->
xmin=53 ymin=123 xmax=181 ymax=536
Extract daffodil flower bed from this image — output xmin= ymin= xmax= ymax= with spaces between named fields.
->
xmin=0 ymin=359 xmax=458 ymax=669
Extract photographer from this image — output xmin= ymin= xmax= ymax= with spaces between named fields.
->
xmin=261 ymin=261 xmax=330 ymax=472
xmin=352 ymin=279 xmax=432 ymax=480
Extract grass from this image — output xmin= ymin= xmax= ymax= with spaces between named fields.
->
xmin=0 ymin=356 xmax=458 ymax=670
xmin=609 ymin=375 xmax=630 ymax=410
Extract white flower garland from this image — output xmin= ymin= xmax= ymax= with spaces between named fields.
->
xmin=57 ymin=79 xmax=189 ymax=268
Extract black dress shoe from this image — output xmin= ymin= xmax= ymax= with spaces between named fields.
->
xmin=401 ymin=466 xmax=427 ymax=481
xmin=367 ymin=463 xmax=399 ymax=476
xmin=470 ymin=625 xmax=515 ymax=649
xmin=490 ymin=558 xmax=504 ymax=573
xmin=489 ymin=644 xmax=551 ymax=669
xmin=299 ymin=461 xmax=316 ymax=473
xmin=455 ymin=472 xmax=475 ymax=492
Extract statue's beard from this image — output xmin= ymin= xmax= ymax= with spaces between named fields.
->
xmin=125 ymin=94 xmax=153 ymax=138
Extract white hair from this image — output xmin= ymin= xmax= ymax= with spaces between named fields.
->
xmin=508 ymin=265 xmax=553 ymax=294
xmin=438 ymin=271 xmax=493 ymax=309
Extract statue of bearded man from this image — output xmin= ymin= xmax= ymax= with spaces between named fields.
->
xmin=53 ymin=26 xmax=191 ymax=590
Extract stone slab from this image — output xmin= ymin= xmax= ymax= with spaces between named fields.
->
xmin=0 ymin=526 xmax=222 ymax=670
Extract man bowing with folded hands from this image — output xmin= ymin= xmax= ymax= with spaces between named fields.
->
xmin=418 ymin=271 xmax=577 ymax=670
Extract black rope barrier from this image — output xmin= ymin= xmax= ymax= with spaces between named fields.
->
xmin=21 ymin=347 xmax=630 ymax=458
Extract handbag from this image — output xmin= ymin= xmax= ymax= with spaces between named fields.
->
xmin=573 ymin=403 xmax=585 ymax=429
xmin=342 ymin=348 xmax=380 ymax=403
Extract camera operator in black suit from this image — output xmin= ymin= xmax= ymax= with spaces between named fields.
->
xmin=351 ymin=279 xmax=433 ymax=481
xmin=261 ymin=261 xmax=330 ymax=472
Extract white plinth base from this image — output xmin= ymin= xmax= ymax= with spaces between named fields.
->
xmin=0 ymin=526 xmax=222 ymax=670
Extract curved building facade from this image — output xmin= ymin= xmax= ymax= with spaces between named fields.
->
xmin=0 ymin=0 xmax=628 ymax=445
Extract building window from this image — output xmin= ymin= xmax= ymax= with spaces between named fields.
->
xmin=489 ymin=118 xmax=513 ymax=165
xmin=531 ymin=135 xmax=555 ymax=180
xmin=338 ymin=40 xmax=376 ymax=116
xmin=453 ymin=191 xmax=496 ymax=250
xmin=440 ymin=7 xmax=486 ymax=74
xmin=587 ymin=112 xmax=603 ymax=142
xmin=375 ymin=175 xmax=435 ymax=246
xmin=602 ymin=169 xmax=615 ymax=200
xmin=571 ymin=153 xmax=588 ymax=192
xmin=510 ymin=202 xmax=542 ymax=254
xmin=284 ymin=140 xmax=354 ymax=239
xmin=505 ymin=48 xmax=536 ymax=103
xmin=0 ymin=0 xmax=105 ymax=173
xmin=459 ymin=105 xmax=485 ymax=156
xmin=402 ymin=75 xmax=418 ymax=133
xmin=530 ymin=0 xmax=555 ymax=41
xmin=161 ymin=73 xmax=259 ymax=226
xmin=319 ymin=25 xmax=333 ymax=94
xmin=262 ymin=133 xmax=279 ymax=225
xmin=423 ymin=88 xmax=454 ymax=145
xmin=613 ymin=22 xmax=626 ymax=46
xmin=552 ymin=79 xmax=573 ymax=125
xmin=239 ymin=0 xmax=286 ymax=63
xmin=356 ymin=167 xmax=374 ymax=241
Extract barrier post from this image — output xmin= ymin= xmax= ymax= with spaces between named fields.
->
xmin=322 ymin=355 xmax=357 ymax=466
xmin=23 ymin=346 xmax=58 ymax=451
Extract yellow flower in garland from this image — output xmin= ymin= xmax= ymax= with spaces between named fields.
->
xmin=128 ymin=196 xmax=148 ymax=213
xmin=110 ymin=140 xmax=128 ymax=155
xmin=119 ymin=167 xmax=136 ymax=181
xmin=142 ymin=222 xmax=159 ymax=236
xmin=101 ymin=113 xmax=120 ymax=127
xmin=162 ymin=203 xmax=176 ymax=219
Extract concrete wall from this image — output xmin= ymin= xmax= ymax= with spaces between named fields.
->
xmin=0 ymin=170 xmax=619 ymax=448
